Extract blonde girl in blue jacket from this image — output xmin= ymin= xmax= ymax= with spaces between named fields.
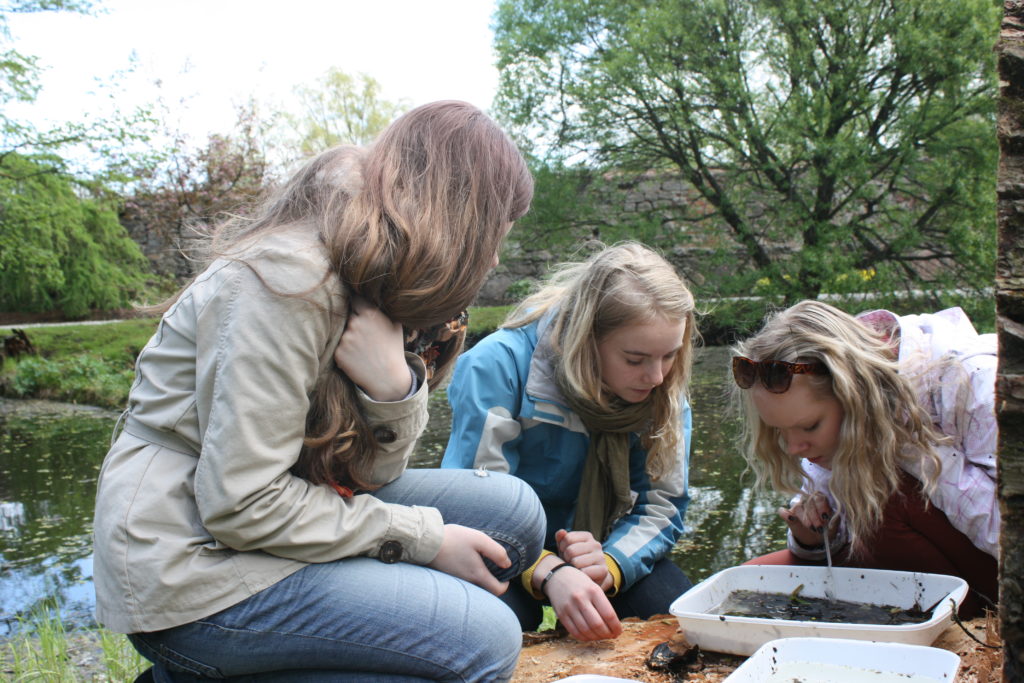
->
xmin=443 ymin=242 xmax=697 ymax=641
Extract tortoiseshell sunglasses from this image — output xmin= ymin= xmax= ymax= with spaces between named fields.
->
xmin=732 ymin=356 xmax=829 ymax=393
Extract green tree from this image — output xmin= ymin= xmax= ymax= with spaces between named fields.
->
xmin=0 ymin=152 xmax=149 ymax=316
xmin=494 ymin=0 xmax=1000 ymax=301
xmin=0 ymin=1 xmax=157 ymax=316
xmin=288 ymin=68 xmax=407 ymax=157
xmin=508 ymin=160 xmax=668 ymax=255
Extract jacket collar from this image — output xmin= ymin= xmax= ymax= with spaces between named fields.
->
xmin=523 ymin=310 xmax=587 ymax=432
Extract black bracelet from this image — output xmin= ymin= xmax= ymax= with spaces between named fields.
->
xmin=539 ymin=562 xmax=572 ymax=596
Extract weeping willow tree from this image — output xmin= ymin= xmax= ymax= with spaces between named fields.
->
xmin=0 ymin=152 xmax=150 ymax=317
xmin=0 ymin=1 xmax=156 ymax=317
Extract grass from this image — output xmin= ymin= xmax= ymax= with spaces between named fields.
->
xmin=0 ymin=293 xmax=994 ymax=409
xmin=0 ymin=318 xmax=159 ymax=410
xmin=467 ymin=305 xmax=512 ymax=337
xmin=1 ymin=604 xmax=146 ymax=682
xmin=0 ymin=309 xmax=520 ymax=410
xmin=5 ymin=319 xmax=162 ymax=366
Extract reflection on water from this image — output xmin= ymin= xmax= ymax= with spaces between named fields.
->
xmin=0 ymin=407 xmax=115 ymax=637
xmin=0 ymin=502 xmax=25 ymax=531
xmin=0 ymin=346 xmax=787 ymax=636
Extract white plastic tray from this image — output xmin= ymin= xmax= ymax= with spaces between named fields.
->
xmin=669 ymin=565 xmax=967 ymax=656
xmin=724 ymin=637 xmax=961 ymax=682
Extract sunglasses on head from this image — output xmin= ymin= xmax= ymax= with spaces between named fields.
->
xmin=732 ymin=356 xmax=829 ymax=393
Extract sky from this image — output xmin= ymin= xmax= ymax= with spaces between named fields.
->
xmin=5 ymin=0 xmax=502 ymax=145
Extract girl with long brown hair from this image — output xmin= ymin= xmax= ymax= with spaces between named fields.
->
xmin=93 ymin=101 xmax=543 ymax=682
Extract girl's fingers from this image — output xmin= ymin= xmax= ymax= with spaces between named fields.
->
xmin=475 ymin=535 xmax=511 ymax=569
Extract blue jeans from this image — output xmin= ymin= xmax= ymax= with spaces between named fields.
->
xmin=128 ymin=469 xmax=546 ymax=682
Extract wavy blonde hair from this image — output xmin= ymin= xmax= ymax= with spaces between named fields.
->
xmin=504 ymin=242 xmax=697 ymax=479
xmin=732 ymin=300 xmax=945 ymax=555
xmin=164 ymin=101 xmax=533 ymax=488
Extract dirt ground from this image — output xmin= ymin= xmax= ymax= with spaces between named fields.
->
xmin=511 ymin=612 xmax=1004 ymax=682
xmin=43 ymin=611 xmax=1001 ymax=681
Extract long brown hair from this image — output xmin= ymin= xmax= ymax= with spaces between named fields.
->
xmin=163 ymin=101 xmax=533 ymax=489
xmin=304 ymin=101 xmax=532 ymax=488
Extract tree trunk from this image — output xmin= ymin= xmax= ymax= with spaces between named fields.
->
xmin=996 ymin=4 xmax=1024 ymax=680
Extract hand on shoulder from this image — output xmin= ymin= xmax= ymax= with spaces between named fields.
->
xmin=335 ymin=296 xmax=412 ymax=402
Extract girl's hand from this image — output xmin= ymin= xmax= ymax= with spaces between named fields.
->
xmin=778 ymin=494 xmax=834 ymax=548
xmin=556 ymin=529 xmax=613 ymax=592
xmin=334 ymin=296 xmax=411 ymax=402
xmin=428 ymin=524 xmax=511 ymax=597
xmin=542 ymin=563 xmax=622 ymax=641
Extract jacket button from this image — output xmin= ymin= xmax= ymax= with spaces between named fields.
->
xmin=379 ymin=540 xmax=403 ymax=564
xmin=374 ymin=427 xmax=397 ymax=444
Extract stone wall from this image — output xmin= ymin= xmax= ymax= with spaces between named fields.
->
xmin=124 ymin=169 xmax=752 ymax=305
xmin=121 ymin=213 xmax=208 ymax=281
xmin=475 ymin=169 xmax=776 ymax=306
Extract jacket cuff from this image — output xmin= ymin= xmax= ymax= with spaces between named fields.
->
xmin=378 ymin=503 xmax=445 ymax=565
xmin=787 ymin=530 xmax=845 ymax=561
xmin=357 ymin=354 xmax=427 ymax=406
xmin=604 ymin=553 xmax=623 ymax=596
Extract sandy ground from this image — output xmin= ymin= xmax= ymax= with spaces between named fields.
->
xmin=511 ymin=612 xmax=1004 ymax=682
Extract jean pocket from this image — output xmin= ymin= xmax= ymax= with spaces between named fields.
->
xmin=129 ymin=633 xmax=225 ymax=679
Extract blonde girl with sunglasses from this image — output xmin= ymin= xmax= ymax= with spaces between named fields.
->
xmin=732 ymin=300 xmax=998 ymax=617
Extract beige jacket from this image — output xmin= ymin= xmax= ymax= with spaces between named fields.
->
xmin=92 ymin=225 xmax=445 ymax=634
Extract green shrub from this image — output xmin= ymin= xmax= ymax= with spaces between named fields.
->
xmin=504 ymin=278 xmax=536 ymax=301
xmin=6 ymin=354 xmax=134 ymax=408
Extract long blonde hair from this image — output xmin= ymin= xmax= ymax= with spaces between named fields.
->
xmin=732 ymin=300 xmax=945 ymax=555
xmin=167 ymin=101 xmax=533 ymax=488
xmin=505 ymin=242 xmax=697 ymax=479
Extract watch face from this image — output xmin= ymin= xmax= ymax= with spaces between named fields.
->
xmin=379 ymin=540 xmax=403 ymax=564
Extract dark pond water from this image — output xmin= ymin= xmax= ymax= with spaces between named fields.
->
xmin=0 ymin=346 xmax=788 ymax=637
xmin=713 ymin=589 xmax=931 ymax=625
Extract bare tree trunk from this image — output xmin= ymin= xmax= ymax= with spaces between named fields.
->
xmin=997 ymin=3 xmax=1024 ymax=680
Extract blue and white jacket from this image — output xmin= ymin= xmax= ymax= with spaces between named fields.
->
xmin=441 ymin=314 xmax=692 ymax=590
